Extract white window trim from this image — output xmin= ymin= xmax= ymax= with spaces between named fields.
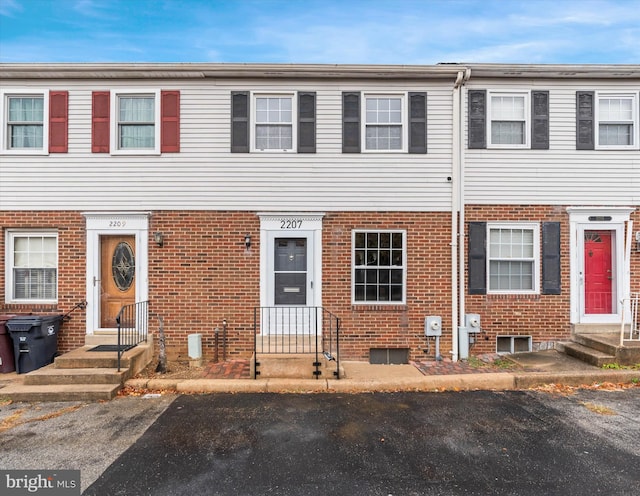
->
xmin=487 ymin=222 xmax=540 ymax=295
xmin=487 ymin=90 xmax=530 ymax=149
xmin=0 ymin=89 xmax=49 ymax=155
xmin=351 ymin=229 xmax=407 ymax=305
xmin=595 ymin=91 xmax=639 ymax=150
xmin=361 ymin=93 xmax=408 ymax=153
xmin=250 ymin=92 xmax=297 ymax=153
xmin=110 ymin=89 xmax=161 ymax=155
xmin=5 ymin=230 xmax=58 ymax=304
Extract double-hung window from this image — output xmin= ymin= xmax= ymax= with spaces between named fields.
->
xmin=488 ymin=92 xmax=529 ymax=147
xmin=353 ymin=230 xmax=406 ymax=303
xmin=364 ymin=95 xmax=405 ymax=151
xmin=5 ymin=231 xmax=58 ymax=303
xmin=487 ymin=223 xmax=539 ymax=293
xmin=1 ymin=91 xmax=48 ymax=154
xmin=596 ymin=93 xmax=637 ymax=149
xmin=110 ymin=90 xmax=160 ymax=154
xmin=253 ymin=94 xmax=295 ymax=151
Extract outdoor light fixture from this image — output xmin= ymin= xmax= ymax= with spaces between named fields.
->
xmin=245 ymin=233 xmax=251 ymax=249
xmin=154 ymin=232 xmax=164 ymax=247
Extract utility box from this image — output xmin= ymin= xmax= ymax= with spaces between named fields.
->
xmin=188 ymin=333 xmax=202 ymax=359
xmin=6 ymin=315 xmax=61 ymax=374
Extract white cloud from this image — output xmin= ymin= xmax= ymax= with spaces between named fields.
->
xmin=0 ymin=0 xmax=22 ymax=17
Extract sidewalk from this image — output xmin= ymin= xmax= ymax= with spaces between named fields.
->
xmin=124 ymin=350 xmax=640 ymax=394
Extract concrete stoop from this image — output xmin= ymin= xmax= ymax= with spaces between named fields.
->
xmin=564 ymin=331 xmax=640 ymax=367
xmin=252 ymin=353 xmax=344 ymax=380
xmin=0 ymin=341 xmax=153 ymax=402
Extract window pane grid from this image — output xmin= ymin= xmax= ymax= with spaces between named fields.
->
xmin=118 ymin=96 xmax=155 ymax=149
xmin=7 ymin=96 xmax=44 ymax=149
xmin=490 ymin=94 xmax=526 ymax=145
xmin=11 ymin=234 xmax=57 ymax=300
xmin=365 ymin=97 xmax=403 ymax=150
xmin=354 ymin=231 xmax=404 ymax=302
xmin=598 ymin=96 xmax=636 ymax=147
xmin=254 ymin=96 xmax=293 ymax=150
xmin=488 ymin=227 xmax=535 ymax=291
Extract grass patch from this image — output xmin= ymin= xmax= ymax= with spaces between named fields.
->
xmin=601 ymin=363 xmax=640 ymax=370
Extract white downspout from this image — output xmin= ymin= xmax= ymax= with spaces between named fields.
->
xmin=451 ymin=68 xmax=471 ymax=362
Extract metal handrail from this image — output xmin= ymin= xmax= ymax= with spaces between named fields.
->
xmin=620 ymin=293 xmax=639 ymax=345
xmin=253 ymin=306 xmax=340 ymax=379
xmin=115 ymin=300 xmax=149 ymax=371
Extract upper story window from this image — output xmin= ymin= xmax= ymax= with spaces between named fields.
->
xmin=489 ymin=93 xmax=529 ymax=147
xmin=487 ymin=223 xmax=539 ymax=294
xmin=231 ymin=91 xmax=316 ymax=154
xmin=468 ymin=89 xmax=549 ymax=150
xmin=353 ymin=230 xmax=406 ymax=304
xmin=254 ymin=95 xmax=295 ymax=151
xmin=364 ymin=96 xmax=404 ymax=151
xmin=343 ymin=91 xmax=426 ymax=154
xmin=5 ymin=231 xmax=58 ymax=303
xmin=1 ymin=90 xmax=49 ymax=154
xmin=110 ymin=90 xmax=161 ymax=154
xmin=596 ymin=93 xmax=637 ymax=148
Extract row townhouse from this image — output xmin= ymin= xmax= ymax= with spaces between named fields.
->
xmin=0 ymin=63 xmax=638 ymax=368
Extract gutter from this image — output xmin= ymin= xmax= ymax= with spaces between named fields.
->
xmin=451 ymin=68 xmax=471 ymax=362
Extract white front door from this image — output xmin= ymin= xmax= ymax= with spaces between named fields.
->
xmin=258 ymin=213 xmax=324 ymax=336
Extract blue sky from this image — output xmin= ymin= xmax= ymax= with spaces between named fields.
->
xmin=0 ymin=0 xmax=639 ymax=64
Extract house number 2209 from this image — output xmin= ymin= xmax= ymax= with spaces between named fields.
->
xmin=109 ymin=220 xmax=126 ymax=227
xmin=280 ymin=220 xmax=302 ymax=229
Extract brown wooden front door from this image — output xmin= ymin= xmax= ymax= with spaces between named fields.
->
xmin=100 ymin=235 xmax=136 ymax=328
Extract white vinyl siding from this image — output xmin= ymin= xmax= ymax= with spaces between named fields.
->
xmin=596 ymin=93 xmax=637 ymax=149
xmin=0 ymin=80 xmax=453 ymax=211
xmin=1 ymin=90 xmax=49 ymax=155
xmin=110 ymin=89 xmax=160 ymax=155
xmin=487 ymin=223 xmax=539 ymax=294
xmin=5 ymin=231 xmax=58 ymax=303
xmin=464 ymin=81 xmax=639 ymax=205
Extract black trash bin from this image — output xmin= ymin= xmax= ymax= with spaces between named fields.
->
xmin=6 ymin=315 xmax=62 ymax=374
xmin=0 ymin=314 xmax=18 ymax=373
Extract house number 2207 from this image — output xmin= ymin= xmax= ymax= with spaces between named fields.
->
xmin=280 ymin=220 xmax=302 ymax=229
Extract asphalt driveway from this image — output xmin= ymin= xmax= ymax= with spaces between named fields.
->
xmin=83 ymin=390 xmax=640 ymax=496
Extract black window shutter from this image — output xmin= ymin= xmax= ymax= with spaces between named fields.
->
xmin=298 ymin=92 xmax=316 ymax=153
xmin=576 ymin=91 xmax=595 ymax=150
xmin=531 ymin=91 xmax=549 ymax=149
xmin=408 ymin=92 xmax=427 ymax=154
xmin=231 ymin=91 xmax=249 ymax=153
xmin=468 ymin=222 xmax=487 ymax=294
xmin=468 ymin=90 xmax=486 ymax=149
xmin=342 ymin=92 xmax=360 ymax=153
xmin=542 ymin=222 xmax=561 ymax=295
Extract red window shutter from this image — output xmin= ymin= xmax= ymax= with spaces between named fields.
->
xmin=49 ymin=91 xmax=68 ymax=153
xmin=92 ymin=91 xmax=110 ymax=153
xmin=161 ymin=90 xmax=180 ymax=153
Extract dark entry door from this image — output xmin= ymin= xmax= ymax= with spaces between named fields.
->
xmin=274 ymin=238 xmax=307 ymax=305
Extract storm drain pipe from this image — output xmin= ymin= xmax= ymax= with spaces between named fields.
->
xmin=451 ymin=68 xmax=471 ymax=362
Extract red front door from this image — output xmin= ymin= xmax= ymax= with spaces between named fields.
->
xmin=584 ymin=230 xmax=613 ymax=314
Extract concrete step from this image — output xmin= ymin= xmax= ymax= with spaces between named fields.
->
xmin=253 ymin=353 xmax=343 ymax=379
xmin=54 ymin=344 xmax=152 ymax=376
xmin=0 ymin=383 xmax=121 ymax=402
xmin=23 ymin=364 xmax=126 ymax=385
xmin=573 ymin=333 xmax=619 ymax=356
xmin=563 ymin=342 xmax=616 ymax=367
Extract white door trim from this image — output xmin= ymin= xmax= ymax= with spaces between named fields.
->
xmin=82 ymin=212 xmax=150 ymax=334
xmin=567 ymin=207 xmax=635 ymax=324
xmin=258 ymin=212 xmax=324 ymax=309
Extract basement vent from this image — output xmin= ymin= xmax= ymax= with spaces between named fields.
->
xmin=369 ymin=348 xmax=409 ymax=365
xmin=496 ymin=336 xmax=532 ymax=354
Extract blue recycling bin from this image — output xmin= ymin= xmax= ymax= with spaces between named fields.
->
xmin=7 ymin=315 xmax=62 ymax=374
